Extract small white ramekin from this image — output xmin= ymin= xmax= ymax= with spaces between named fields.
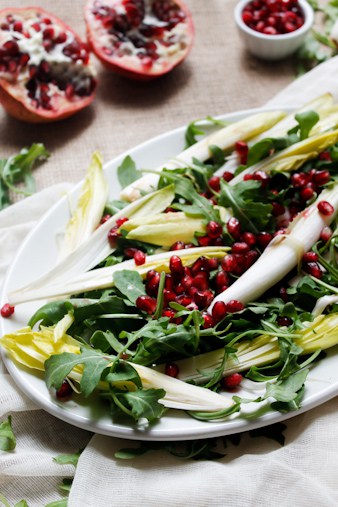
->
xmin=234 ymin=0 xmax=314 ymax=61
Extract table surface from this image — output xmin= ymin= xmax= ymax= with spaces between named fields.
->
xmin=0 ymin=0 xmax=296 ymax=191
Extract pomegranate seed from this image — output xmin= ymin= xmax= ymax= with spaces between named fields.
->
xmin=312 ymin=170 xmax=331 ymax=187
xmin=208 ymin=176 xmax=221 ymax=192
xmin=202 ymin=313 xmax=215 ymax=329
xmin=13 ymin=20 xmax=23 ymax=32
xmin=116 ymin=217 xmax=129 ymax=228
xmin=176 ymin=295 xmax=192 ymax=307
xmin=221 ymin=254 xmax=238 ymax=272
xmin=56 ymin=380 xmax=72 ymax=400
xmin=206 ymin=221 xmax=222 ymax=239
xmin=55 ymin=31 xmax=67 ymax=44
xmin=320 ymin=226 xmax=333 ymax=242
xmin=165 ymin=362 xmax=179 ymax=378
xmin=191 ymin=257 xmax=208 ymax=276
xmin=241 ymin=231 xmax=256 ymax=246
xmin=300 ymin=186 xmax=315 ymax=201
xmin=192 ymin=272 xmax=209 ymax=290
xmin=170 ymin=241 xmax=185 ymax=251
xmin=107 ymin=228 xmax=120 ymax=247
xmin=164 ymin=289 xmax=176 ymax=304
xmin=222 ymin=171 xmax=234 ymax=182
xmin=43 ymin=26 xmax=55 ymax=39
xmin=100 ymin=213 xmax=112 ymax=224
xmin=165 ymin=274 xmax=174 ymax=291
xmin=136 ymin=295 xmax=157 ymax=314
xmin=272 ymin=202 xmax=285 ymax=216
xmin=197 ymin=235 xmax=211 ymax=247
xmin=235 ymin=140 xmax=249 ymax=165
xmin=224 ymin=300 xmax=244 ymax=313
xmin=214 ymin=270 xmax=230 ymax=289
xmin=65 ymin=83 xmax=75 ymax=99
xmin=277 ymin=316 xmax=293 ymax=327
xmin=319 ymin=151 xmax=332 ymax=161
xmin=42 ymin=17 xmax=52 ymax=25
xmin=317 ymin=201 xmax=334 ymax=216
xmin=162 ymin=308 xmax=175 ymax=320
xmin=252 ymin=171 xmax=270 ymax=187
xmin=31 ymin=22 xmax=41 ymax=31
xmin=146 ymin=275 xmax=160 ymax=296
xmin=304 ymin=262 xmax=322 ymax=279
xmin=124 ymin=247 xmax=137 ymax=258
xmin=1 ymin=303 xmax=14 ymax=318
xmin=194 ymin=290 xmax=214 ymax=308
xmin=134 ymin=250 xmax=146 ymax=265
xmin=256 ymin=232 xmax=273 ymax=249
xmin=291 ymin=172 xmax=310 ymax=188
xmin=3 ymin=40 xmax=19 ymax=56
xmin=245 ymin=249 xmax=259 ymax=267
xmin=279 ymin=287 xmax=288 ymax=302
xmin=212 ymin=301 xmax=227 ymax=322
xmin=169 ymin=255 xmax=184 ymax=276
xmin=231 ymin=242 xmax=250 ymax=254
xmin=174 ymin=282 xmax=185 ymax=295
xmin=222 ymin=373 xmax=243 ymax=389
xmin=302 ymin=251 xmax=318 ymax=263
xmin=182 ymin=274 xmax=193 ymax=290
xmin=227 ymin=217 xmax=241 ymax=239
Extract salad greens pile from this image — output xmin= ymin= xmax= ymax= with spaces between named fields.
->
xmin=3 ymin=94 xmax=338 ymax=428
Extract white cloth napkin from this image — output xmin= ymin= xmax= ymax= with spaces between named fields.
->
xmin=3 ymin=56 xmax=338 ymax=507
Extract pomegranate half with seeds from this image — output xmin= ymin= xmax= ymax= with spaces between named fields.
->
xmin=85 ymin=0 xmax=194 ymax=80
xmin=0 ymin=7 xmax=97 ymax=122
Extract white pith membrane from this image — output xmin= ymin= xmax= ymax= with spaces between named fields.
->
xmin=88 ymin=0 xmax=192 ymax=73
xmin=0 ymin=10 xmax=96 ymax=112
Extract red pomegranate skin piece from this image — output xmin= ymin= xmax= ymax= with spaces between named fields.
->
xmin=0 ymin=7 xmax=97 ymax=122
xmin=84 ymin=0 xmax=194 ymax=80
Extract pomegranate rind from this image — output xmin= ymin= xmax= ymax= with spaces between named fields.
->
xmin=0 ymin=7 xmax=97 ymax=123
xmin=84 ymin=0 xmax=195 ymax=81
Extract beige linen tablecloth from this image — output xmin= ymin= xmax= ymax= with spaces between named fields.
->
xmin=2 ymin=1 xmax=338 ymax=506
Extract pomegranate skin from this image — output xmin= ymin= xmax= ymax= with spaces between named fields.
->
xmin=0 ymin=7 xmax=97 ymax=123
xmin=84 ymin=0 xmax=195 ymax=81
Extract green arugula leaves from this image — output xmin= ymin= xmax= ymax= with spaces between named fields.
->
xmin=0 ymin=416 xmax=16 ymax=451
xmin=0 ymin=144 xmax=49 ymax=209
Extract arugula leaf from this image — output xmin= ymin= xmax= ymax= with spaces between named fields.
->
xmin=218 ymin=179 xmax=272 ymax=233
xmin=45 ymin=347 xmax=112 ymax=397
xmin=44 ymin=500 xmax=67 ymax=507
xmin=266 ymin=368 xmax=309 ymax=403
xmin=117 ymin=155 xmax=142 ymax=189
xmin=113 ymin=270 xmax=146 ymax=305
xmin=53 ymin=449 xmax=82 ymax=466
xmin=289 ymin=110 xmax=320 ymax=141
xmin=185 ymin=117 xmax=227 ymax=148
xmin=110 ymin=388 xmax=166 ymax=422
xmin=0 ymin=144 xmax=49 ymax=209
xmin=0 ymin=415 xmax=16 ymax=451
xmin=14 ymin=502 xmax=29 ymax=507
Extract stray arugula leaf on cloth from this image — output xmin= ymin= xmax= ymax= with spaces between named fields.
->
xmin=0 ymin=144 xmax=49 ymax=210
xmin=0 ymin=415 xmax=16 ymax=451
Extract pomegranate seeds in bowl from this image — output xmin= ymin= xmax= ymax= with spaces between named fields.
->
xmin=242 ymin=0 xmax=305 ymax=36
xmin=0 ymin=7 xmax=97 ymax=122
xmin=84 ymin=0 xmax=194 ymax=80
xmin=234 ymin=0 xmax=314 ymax=60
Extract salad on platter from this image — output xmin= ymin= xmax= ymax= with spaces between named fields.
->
xmin=3 ymin=93 xmax=338 ymax=430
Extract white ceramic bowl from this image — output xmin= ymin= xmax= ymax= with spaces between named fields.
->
xmin=234 ymin=0 xmax=314 ymax=61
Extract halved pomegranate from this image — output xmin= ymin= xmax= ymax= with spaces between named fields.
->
xmin=0 ymin=7 xmax=97 ymax=122
xmin=84 ymin=0 xmax=194 ymax=80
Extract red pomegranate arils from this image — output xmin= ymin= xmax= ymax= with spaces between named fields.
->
xmin=317 ymin=200 xmax=334 ymax=216
xmin=165 ymin=362 xmax=179 ymax=378
xmin=320 ymin=226 xmax=333 ymax=243
xmin=277 ymin=316 xmax=293 ymax=327
xmin=202 ymin=313 xmax=215 ymax=329
xmin=302 ymin=251 xmax=318 ymax=263
xmin=206 ymin=221 xmax=223 ymax=239
xmin=170 ymin=240 xmax=186 ymax=250
xmin=211 ymin=301 xmax=227 ymax=322
xmin=134 ymin=250 xmax=146 ymax=265
xmin=303 ymin=262 xmax=322 ymax=279
xmin=208 ymin=175 xmax=221 ymax=192
xmin=116 ymin=217 xmax=129 ymax=228
xmin=136 ymin=295 xmax=157 ymax=314
xmin=227 ymin=217 xmax=241 ymax=239
xmin=56 ymin=380 xmax=72 ymax=400
xmin=222 ymin=372 xmax=243 ymax=389
xmin=169 ymin=255 xmax=184 ymax=276
xmin=1 ymin=303 xmax=14 ymax=318
xmin=224 ymin=300 xmax=244 ymax=313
